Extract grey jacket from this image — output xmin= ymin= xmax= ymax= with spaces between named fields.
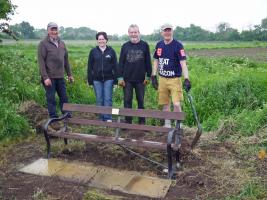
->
xmin=38 ymin=36 xmax=72 ymax=80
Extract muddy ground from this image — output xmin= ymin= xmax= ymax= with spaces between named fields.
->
xmin=189 ymin=47 xmax=267 ymax=62
xmin=1 ymin=127 xmax=266 ymax=200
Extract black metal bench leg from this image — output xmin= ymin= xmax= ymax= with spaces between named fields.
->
xmin=44 ymin=134 xmax=51 ymax=159
xmin=175 ymin=120 xmax=182 ymax=168
xmin=175 ymin=149 xmax=180 ymax=168
xmin=63 ymin=120 xmax=68 ymax=145
xmin=167 ymin=129 xmax=175 ymax=179
xmin=167 ymin=144 xmax=173 ymax=179
xmin=64 ymin=138 xmax=68 ymax=145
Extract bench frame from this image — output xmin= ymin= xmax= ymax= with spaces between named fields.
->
xmin=44 ymin=103 xmax=185 ymax=179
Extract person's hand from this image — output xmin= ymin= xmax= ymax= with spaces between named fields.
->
xmin=68 ymin=76 xmax=74 ymax=83
xmin=118 ymin=80 xmax=125 ymax=87
xmin=143 ymin=78 xmax=150 ymax=85
xmin=184 ymin=79 xmax=191 ymax=92
xmin=151 ymin=75 xmax=158 ymax=90
xmin=44 ymin=78 xmax=52 ymax=86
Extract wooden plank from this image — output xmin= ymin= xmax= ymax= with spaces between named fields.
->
xmin=68 ymin=118 xmax=172 ymax=133
xmin=49 ymin=132 xmax=166 ymax=150
xmin=63 ymin=103 xmax=184 ymax=120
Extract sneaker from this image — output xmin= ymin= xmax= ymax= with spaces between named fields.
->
xmin=106 ymin=119 xmax=112 ymax=123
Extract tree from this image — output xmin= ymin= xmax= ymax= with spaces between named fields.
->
xmin=10 ymin=21 xmax=36 ymax=39
xmin=215 ymin=22 xmax=240 ymax=41
xmin=261 ymin=17 xmax=267 ymax=30
xmin=0 ymin=0 xmax=18 ymax=41
xmin=217 ymin=22 xmax=230 ymax=33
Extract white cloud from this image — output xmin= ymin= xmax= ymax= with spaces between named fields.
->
xmin=10 ymin=0 xmax=267 ymax=35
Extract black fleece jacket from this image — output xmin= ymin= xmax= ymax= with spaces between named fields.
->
xmin=87 ymin=46 xmax=117 ymax=85
xmin=118 ymin=40 xmax=152 ymax=82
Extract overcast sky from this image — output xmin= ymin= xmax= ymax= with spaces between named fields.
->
xmin=9 ymin=0 xmax=267 ymax=35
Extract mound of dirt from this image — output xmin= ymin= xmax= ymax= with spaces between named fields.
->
xmin=18 ymin=101 xmax=48 ymax=133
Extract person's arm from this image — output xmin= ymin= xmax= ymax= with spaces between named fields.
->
xmin=145 ymin=43 xmax=152 ymax=79
xmin=111 ymin=49 xmax=118 ymax=84
xmin=178 ymin=46 xmax=191 ymax=92
xmin=117 ymin=45 xmax=125 ymax=86
xmin=87 ymin=50 xmax=94 ymax=85
xmin=152 ymin=59 xmax=158 ymax=76
xmin=180 ymin=60 xmax=189 ymax=79
xmin=38 ymin=42 xmax=49 ymax=80
xmin=64 ymin=45 xmax=74 ymax=82
xmin=151 ymin=44 xmax=160 ymax=89
xmin=117 ymin=46 xmax=125 ymax=80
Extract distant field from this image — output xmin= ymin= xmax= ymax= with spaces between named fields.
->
xmin=2 ymin=39 xmax=267 ymax=50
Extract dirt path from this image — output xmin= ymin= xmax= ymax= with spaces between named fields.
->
xmin=189 ymin=47 xmax=267 ymax=61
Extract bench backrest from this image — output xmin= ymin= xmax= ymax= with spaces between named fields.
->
xmin=63 ymin=103 xmax=185 ymax=121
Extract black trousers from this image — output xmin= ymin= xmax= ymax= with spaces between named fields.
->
xmin=123 ymin=81 xmax=145 ymax=124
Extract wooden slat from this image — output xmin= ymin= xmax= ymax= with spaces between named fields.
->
xmin=63 ymin=103 xmax=184 ymax=120
xmin=68 ymin=118 xmax=172 ymax=133
xmin=49 ymin=132 xmax=166 ymax=150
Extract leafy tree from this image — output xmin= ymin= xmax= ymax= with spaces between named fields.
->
xmin=261 ymin=17 xmax=267 ymax=30
xmin=217 ymin=22 xmax=230 ymax=33
xmin=0 ymin=0 xmax=18 ymax=41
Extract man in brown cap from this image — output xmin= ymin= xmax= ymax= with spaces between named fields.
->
xmin=38 ymin=22 xmax=74 ymax=119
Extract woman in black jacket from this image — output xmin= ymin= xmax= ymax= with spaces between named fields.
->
xmin=87 ymin=32 xmax=117 ymax=122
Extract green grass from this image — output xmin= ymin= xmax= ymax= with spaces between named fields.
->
xmin=0 ymin=98 xmax=31 ymax=141
xmin=224 ymin=181 xmax=267 ymax=200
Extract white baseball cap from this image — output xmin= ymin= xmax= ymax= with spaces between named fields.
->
xmin=47 ymin=22 xmax=58 ymax=29
xmin=161 ymin=23 xmax=173 ymax=32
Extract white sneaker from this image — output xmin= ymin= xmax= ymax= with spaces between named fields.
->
xmin=106 ymin=120 xmax=112 ymax=122
xmin=164 ymin=119 xmax=172 ymax=128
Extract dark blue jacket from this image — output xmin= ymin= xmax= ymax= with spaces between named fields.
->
xmin=87 ymin=46 xmax=117 ymax=85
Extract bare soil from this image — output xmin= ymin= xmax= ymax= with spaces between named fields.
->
xmin=189 ymin=47 xmax=267 ymax=62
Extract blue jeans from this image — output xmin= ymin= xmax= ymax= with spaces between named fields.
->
xmin=43 ymin=78 xmax=68 ymax=118
xmin=93 ymin=80 xmax=113 ymax=121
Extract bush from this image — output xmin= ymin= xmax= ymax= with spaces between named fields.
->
xmin=0 ymin=98 xmax=31 ymax=140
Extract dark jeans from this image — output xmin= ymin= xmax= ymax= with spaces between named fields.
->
xmin=123 ymin=81 xmax=145 ymax=124
xmin=43 ymin=78 xmax=68 ymax=118
xmin=93 ymin=80 xmax=113 ymax=121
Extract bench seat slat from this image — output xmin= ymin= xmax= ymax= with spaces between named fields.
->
xmin=63 ymin=103 xmax=184 ymax=120
xmin=68 ymin=118 xmax=172 ymax=133
xmin=49 ymin=132 xmax=166 ymax=150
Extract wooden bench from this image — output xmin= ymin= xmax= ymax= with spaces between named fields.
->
xmin=44 ymin=103 xmax=185 ymax=178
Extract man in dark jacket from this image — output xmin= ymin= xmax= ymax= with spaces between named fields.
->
xmin=117 ymin=24 xmax=152 ymax=124
xmin=38 ymin=22 xmax=74 ymax=119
